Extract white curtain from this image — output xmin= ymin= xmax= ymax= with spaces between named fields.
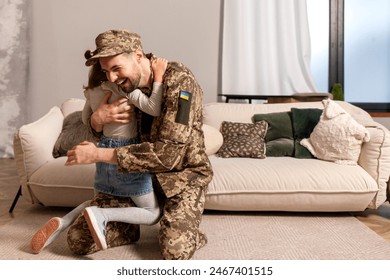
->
xmin=0 ymin=0 xmax=29 ymax=158
xmin=222 ymin=0 xmax=317 ymax=96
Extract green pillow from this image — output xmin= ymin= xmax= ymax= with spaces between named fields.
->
xmin=290 ymin=108 xmax=323 ymax=158
xmin=266 ymin=138 xmax=295 ymax=157
xmin=253 ymin=111 xmax=294 ymax=157
xmin=253 ymin=111 xmax=293 ymax=141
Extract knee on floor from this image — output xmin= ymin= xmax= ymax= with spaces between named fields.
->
xmin=159 ymin=229 xmax=197 ymax=260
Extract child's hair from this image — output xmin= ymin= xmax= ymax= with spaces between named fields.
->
xmin=84 ymin=62 xmax=107 ymax=90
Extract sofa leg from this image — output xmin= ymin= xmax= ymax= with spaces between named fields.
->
xmin=387 ymin=179 xmax=390 ymax=203
xmin=9 ymin=185 xmax=22 ymax=213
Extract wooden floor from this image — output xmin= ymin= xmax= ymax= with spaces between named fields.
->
xmin=354 ymin=204 xmax=390 ymax=242
xmin=1 ymin=158 xmax=390 ymax=243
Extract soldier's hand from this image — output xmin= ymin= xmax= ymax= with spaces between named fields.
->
xmin=65 ymin=141 xmax=99 ymax=165
xmin=91 ymin=92 xmax=134 ymax=131
xmin=66 ymin=141 xmax=118 ymax=166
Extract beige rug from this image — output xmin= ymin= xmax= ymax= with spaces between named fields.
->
xmin=1 ymin=205 xmax=390 ymax=260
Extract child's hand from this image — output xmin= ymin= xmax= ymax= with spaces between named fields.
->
xmin=152 ymin=57 xmax=168 ymax=83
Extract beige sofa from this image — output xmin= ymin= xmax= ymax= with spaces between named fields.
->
xmin=12 ymin=98 xmax=390 ymax=212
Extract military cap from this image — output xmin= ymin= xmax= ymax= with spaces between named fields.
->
xmin=85 ymin=29 xmax=143 ymax=66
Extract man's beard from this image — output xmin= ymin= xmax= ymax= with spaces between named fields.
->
xmin=121 ymin=74 xmax=141 ymax=93
xmin=120 ymin=79 xmax=139 ymax=93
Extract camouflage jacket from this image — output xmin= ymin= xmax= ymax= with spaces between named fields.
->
xmin=113 ymin=60 xmax=213 ymax=198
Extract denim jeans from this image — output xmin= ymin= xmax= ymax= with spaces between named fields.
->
xmin=94 ymin=136 xmax=153 ymax=197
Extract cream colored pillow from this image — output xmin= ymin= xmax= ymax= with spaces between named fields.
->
xmin=202 ymin=124 xmax=223 ymax=156
xmin=60 ymin=98 xmax=86 ymax=117
xmin=300 ymin=99 xmax=370 ymax=165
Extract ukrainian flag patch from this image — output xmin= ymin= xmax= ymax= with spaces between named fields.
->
xmin=179 ymin=91 xmax=190 ymax=100
xmin=176 ymin=91 xmax=192 ymax=125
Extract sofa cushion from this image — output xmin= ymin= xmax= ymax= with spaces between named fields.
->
xmin=52 ymin=111 xmax=96 ymax=158
xmin=300 ymin=99 xmax=370 ymax=165
xmin=205 ymin=156 xmax=378 ymax=211
xmin=217 ymin=121 xmax=267 ymax=158
xmin=29 ymin=157 xmax=95 ymax=207
xmin=253 ymin=111 xmax=294 ymax=157
xmin=202 ymin=124 xmax=223 ymax=155
xmin=291 ymin=108 xmax=323 ymax=158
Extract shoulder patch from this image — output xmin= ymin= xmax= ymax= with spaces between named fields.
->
xmin=176 ymin=91 xmax=192 ymax=125
xmin=179 ymin=91 xmax=190 ymax=100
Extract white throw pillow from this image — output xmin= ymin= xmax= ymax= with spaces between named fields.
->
xmin=202 ymin=124 xmax=224 ymax=156
xmin=300 ymin=99 xmax=370 ymax=165
xmin=61 ymin=98 xmax=86 ymax=117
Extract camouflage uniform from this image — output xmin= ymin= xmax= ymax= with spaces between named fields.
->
xmin=67 ymin=193 xmax=141 ymax=255
xmin=67 ymin=34 xmax=213 ymax=259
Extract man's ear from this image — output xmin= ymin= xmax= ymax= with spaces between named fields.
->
xmin=134 ymin=49 xmax=143 ymax=62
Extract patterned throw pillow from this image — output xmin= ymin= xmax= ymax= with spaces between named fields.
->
xmin=217 ymin=121 xmax=268 ymax=158
xmin=52 ymin=111 xmax=97 ymax=158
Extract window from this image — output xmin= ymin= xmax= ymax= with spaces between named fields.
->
xmin=345 ymin=0 xmax=390 ymax=105
xmin=309 ymin=0 xmax=390 ymax=111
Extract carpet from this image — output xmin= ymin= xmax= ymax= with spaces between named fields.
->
xmin=1 ymin=206 xmax=390 ymax=260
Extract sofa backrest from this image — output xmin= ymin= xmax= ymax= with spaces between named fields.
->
xmin=202 ymin=100 xmax=374 ymax=130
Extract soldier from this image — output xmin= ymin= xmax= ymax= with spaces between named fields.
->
xmin=65 ymin=29 xmax=213 ymax=260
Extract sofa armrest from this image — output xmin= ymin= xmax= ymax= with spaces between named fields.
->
xmin=13 ymin=106 xmax=64 ymax=183
xmin=359 ymin=125 xmax=390 ymax=208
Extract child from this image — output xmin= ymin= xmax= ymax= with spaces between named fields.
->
xmin=30 ymin=57 xmax=167 ymax=253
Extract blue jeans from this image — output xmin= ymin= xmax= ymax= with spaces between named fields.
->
xmin=94 ymin=136 xmax=153 ymax=197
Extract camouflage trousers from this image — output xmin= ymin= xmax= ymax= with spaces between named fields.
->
xmin=66 ymin=184 xmax=207 ymax=260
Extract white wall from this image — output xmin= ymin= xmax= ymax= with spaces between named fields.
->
xmin=28 ymin=0 xmax=221 ymax=122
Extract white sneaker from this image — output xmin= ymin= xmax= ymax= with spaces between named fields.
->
xmin=83 ymin=206 xmax=107 ymax=250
